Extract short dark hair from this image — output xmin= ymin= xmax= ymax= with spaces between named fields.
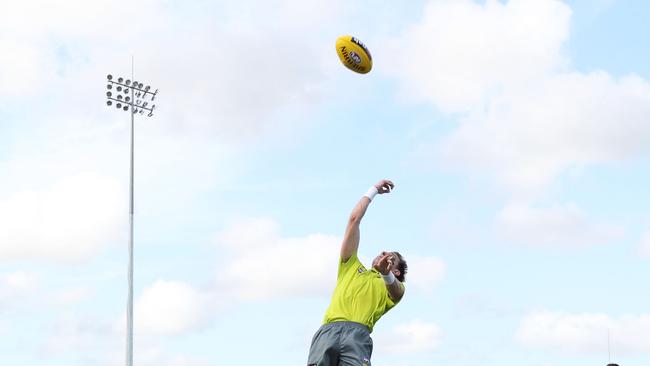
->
xmin=394 ymin=252 xmax=407 ymax=282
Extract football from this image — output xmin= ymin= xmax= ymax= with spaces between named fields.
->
xmin=335 ymin=35 xmax=373 ymax=74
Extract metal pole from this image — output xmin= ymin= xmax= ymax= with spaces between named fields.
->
xmin=608 ymin=328 xmax=611 ymax=364
xmin=104 ymin=65 xmax=158 ymax=366
xmin=127 ymin=55 xmax=134 ymax=366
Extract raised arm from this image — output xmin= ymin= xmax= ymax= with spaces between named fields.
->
xmin=340 ymin=180 xmax=394 ymax=262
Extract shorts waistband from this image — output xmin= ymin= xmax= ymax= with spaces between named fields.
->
xmin=321 ymin=321 xmax=370 ymax=334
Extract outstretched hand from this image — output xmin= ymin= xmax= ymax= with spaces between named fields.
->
xmin=373 ymin=254 xmax=395 ymax=275
xmin=374 ymin=179 xmax=395 ymax=194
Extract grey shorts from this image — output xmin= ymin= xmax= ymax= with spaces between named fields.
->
xmin=307 ymin=321 xmax=373 ymax=366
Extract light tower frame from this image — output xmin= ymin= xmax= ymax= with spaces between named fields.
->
xmin=105 ymin=60 xmax=158 ymax=366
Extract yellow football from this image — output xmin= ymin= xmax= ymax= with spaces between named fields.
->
xmin=335 ymin=35 xmax=373 ymax=74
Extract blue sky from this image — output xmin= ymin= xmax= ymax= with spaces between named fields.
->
xmin=1 ymin=0 xmax=650 ymax=365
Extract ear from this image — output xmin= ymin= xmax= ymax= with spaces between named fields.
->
xmin=392 ymin=269 xmax=401 ymax=278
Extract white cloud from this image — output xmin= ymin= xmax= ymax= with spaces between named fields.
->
xmin=215 ymin=219 xmax=447 ymax=300
xmin=404 ymin=256 xmax=446 ymax=293
xmin=0 ymin=173 xmax=124 ymax=262
xmin=0 ymin=37 xmax=48 ymax=97
xmin=50 ymin=286 xmax=93 ymax=306
xmin=216 ymin=217 xmax=281 ymax=252
xmin=637 ymin=230 xmax=650 ymax=257
xmin=0 ymin=116 xmax=246 ymax=265
xmin=223 ymin=233 xmax=339 ymax=300
xmin=0 ymin=0 xmax=354 ymax=268
xmin=215 ymin=218 xmax=340 ymax=300
xmin=0 ymin=0 xmax=345 ymax=142
xmin=0 ymin=270 xmax=38 ymax=291
xmin=124 ymin=345 xmax=214 ymax=366
xmin=516 ymin=310 xmax=650 ymax=354
xmin=496 ymin=202 xmax=623 ymax=247
xmin=0 ymin=271 xmax=38 ymax=307
xmin=441 ymin=72 xmax=650 ymax=192
xmin=0 ymin=0 xmax=166 ymax=99
xmin=385 ymin=0 xmax=650 ymax=193
xmin=134 ymin=280 xmax=211 ymax=336
xmin=383 ymin=0 xmax=571 ymax=113
xmin=44 ymin=312 xmax=209 ymax=366
xmin=454 ymin=293 xmax=517 ymax=319
xmin=44 ymin=313 xmax=117 ymax=357
xmin=140 ymin=351 xmax=213 ymax=366
xmin=165 ymin=354 xmax=213 ymax=366
xmin=378 ymin=319 xmax=443 ymax=353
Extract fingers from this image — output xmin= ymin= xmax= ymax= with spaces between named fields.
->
xmin=376 ymin=179 xmax=395 ymax=194
xmin=380 ymin=254 xmax=394 ymax=267
xmin=377 ymin=255 xmax=388 ymax=266
xmin=377 ymin=254 xmax=395 ymax=274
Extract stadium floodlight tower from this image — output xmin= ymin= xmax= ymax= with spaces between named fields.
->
xmin=105 ymin=64 xmax=158 ymax=366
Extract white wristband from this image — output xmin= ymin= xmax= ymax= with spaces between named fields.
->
xmin=363 ymin=186 xmax=378 ymax=201
xmin=382 ymin=271 xmax=396 ymax=285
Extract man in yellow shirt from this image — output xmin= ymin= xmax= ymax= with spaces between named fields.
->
xmin=307 ymin=179 xmax=407 ymax=366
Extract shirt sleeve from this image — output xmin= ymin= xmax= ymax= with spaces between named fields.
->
xmin=338 ymin=253 xmax=362 ymax=281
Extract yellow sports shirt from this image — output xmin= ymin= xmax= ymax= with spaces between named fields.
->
xmin=323 ymin=253 xmax=403 ymax=332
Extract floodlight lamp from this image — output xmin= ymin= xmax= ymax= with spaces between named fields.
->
xmin=107 ymin=84 xmax=112 ymax=90
xmin=107 ymin=74 xmax=113 ymax=80
xmin=107 ymin=91 xmax=112 ymax=97
xmin=116 ymin=103 xmax=122 ymax=108
xmin=145 ymin=86 xmax=150 ymax=91
xmin=126 ymin=79 xmax=131 ymax=86
xmin=117 ymin=86 xmax=122 ymax=92
xmin=124 ymin=88 xmax=130 ymax=94
xmin=107 ymin=100 xmax=112 ymax=106
xmin=117 ymin=95 xmax=123 ymax=100
xmin=125 ymin=96 xmax=131 ymax=102
xmin=138 ymin=83 xmax=143 ymax=89
xmin=123 ymin=105 xmax=129 ymax=111
xmin=118 ymin=77 xmax=124 ymax=83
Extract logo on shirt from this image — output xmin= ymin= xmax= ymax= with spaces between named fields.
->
xmin=357 ymin=266 xmax=366 ymax=274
